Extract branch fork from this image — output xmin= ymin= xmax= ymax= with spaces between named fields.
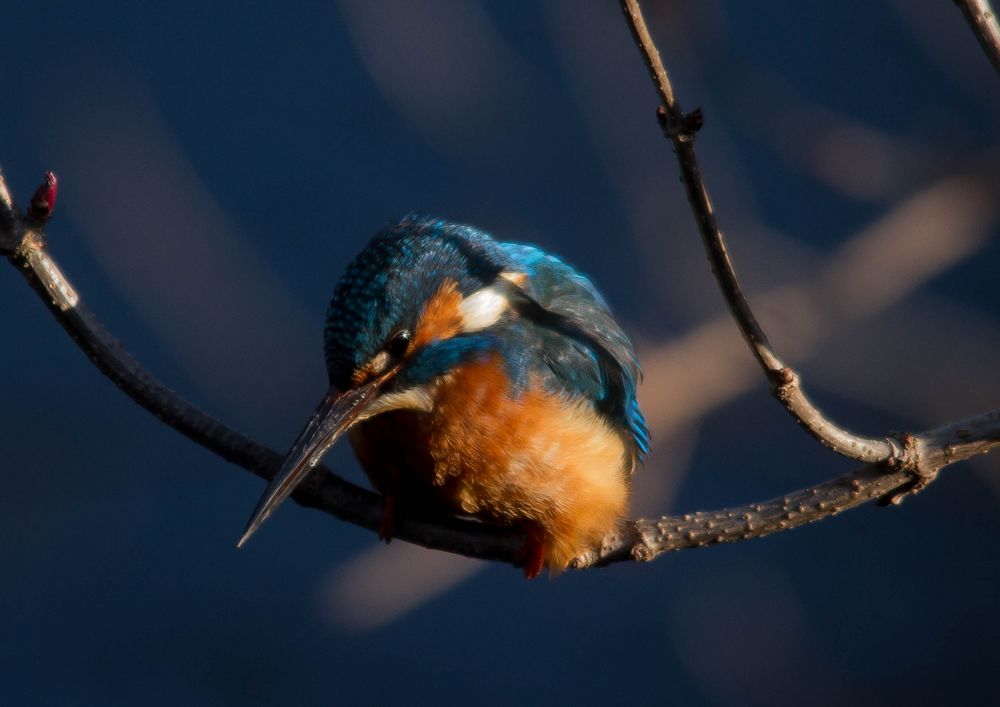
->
xmin=656 ymin=105 xmax=703 ymax=142
xmin=2 ymin=0 xmax=1000 ymax=572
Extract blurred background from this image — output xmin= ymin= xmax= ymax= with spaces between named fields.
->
xmin=2 ymin=1 xmax=999 ymax=705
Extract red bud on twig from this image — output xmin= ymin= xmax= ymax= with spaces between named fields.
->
xmin=29 ymin=171 xmax=58 ymax=223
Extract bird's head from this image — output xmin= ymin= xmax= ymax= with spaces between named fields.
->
xmin=238 ymin=218 xmax=521 ymax=546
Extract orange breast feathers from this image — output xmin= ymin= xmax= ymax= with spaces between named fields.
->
xmin=427 ymin=354 xmax=631 ymax=574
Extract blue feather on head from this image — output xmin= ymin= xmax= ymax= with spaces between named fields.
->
xmin=241 ymin=215 xmax=648 ymax=573
xmin=322 ymin=215 xmax=648 ymax=460
xmin=323 ymin=216 xmax=506 ymax=391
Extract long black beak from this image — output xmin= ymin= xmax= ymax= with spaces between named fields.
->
xmin=237 ymin=371 xmax=394 ymax=548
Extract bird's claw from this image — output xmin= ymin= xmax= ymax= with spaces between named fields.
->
xmin=378 ymin=495 xmax=396 ymax=543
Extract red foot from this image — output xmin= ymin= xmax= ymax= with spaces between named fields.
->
xmin=521 ymin=532 xmax=545 ymax=580
xmin=378 ymin=495 xmax=396 ymax=543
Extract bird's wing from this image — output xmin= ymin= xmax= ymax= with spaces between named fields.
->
xmin=499 ymin=243 xmax=649 ymax=465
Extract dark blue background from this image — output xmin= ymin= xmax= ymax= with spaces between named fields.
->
xmin=2 ymin=2 xmax=999 ymax=705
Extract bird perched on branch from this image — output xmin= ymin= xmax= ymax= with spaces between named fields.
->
xmin=237 ymin=217 xmax=648 ymax=577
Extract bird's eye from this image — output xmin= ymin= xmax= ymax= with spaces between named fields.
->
xmin=387 ymin=329 xmax=411 ymax=358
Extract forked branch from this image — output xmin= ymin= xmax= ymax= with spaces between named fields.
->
xmin=2 ymin=165 xmax=998 ymax=570
xmin=620 ymin=0 xmax=905 ymax=466
xmin=2 ymin=1 xmax=999 ymax=571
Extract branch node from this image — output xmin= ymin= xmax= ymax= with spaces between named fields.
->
xmin=879 ymin=433 xmax=940 ymax=505
xmin=773 ymin=366 xmax=798 ymax=403
xmin=631 ymin=541 xmax=655 ymax=562
xmin=683 ymin=107 xmax=704 ymax=133
xmin=656 ymin=105 xmax=703 ymax=142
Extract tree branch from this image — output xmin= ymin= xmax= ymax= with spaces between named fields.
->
xmin=2 ymin=165 xmax=998 ymax=571
xmin=956 ymin=0 xmax=1000 ymax=77
xmin=618 ymin=0 xmax=905 ymax=465
xmin=577 ymin=408 xmax=1000 ymax=568
xmin=2 ymin=2 xmax=999 ymax=573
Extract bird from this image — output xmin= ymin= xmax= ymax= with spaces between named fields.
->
xmin=237 ymin=216 xmax=649 ymax=577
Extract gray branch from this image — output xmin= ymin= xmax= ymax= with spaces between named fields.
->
xmin=2 ymin=1 xmax=999 ymax=572
xmin=956 ymin=0 xmax=1000 ymax=77
xmin=3 ymin=165 xmax=998 ymax=570
xmin=620 ymin=0 xmax=908 ymax=465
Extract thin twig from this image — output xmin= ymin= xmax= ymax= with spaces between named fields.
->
xmin=2 ymin=169 xmax=999 ymax=571
xmin=578 ymin=408 xmax=1000 ymax=567
xmin=618 ymin=0 xmax=903 ymax=465
xmin=0 ymin=180 xmax=521 ymax=562
xmin=956 ymin=0 xmax=1000 ymax=77
xmin=0 ymin=168 xmax=20 ymax=254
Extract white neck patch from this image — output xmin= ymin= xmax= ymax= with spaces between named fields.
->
xmin=458 ymin=283 xmax=511 ymax=332
xmin=358 ymin=385 xmax=434 ymax=421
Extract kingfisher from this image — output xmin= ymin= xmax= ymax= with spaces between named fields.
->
xmin=237 ymin=217 xmax=649 ymax=577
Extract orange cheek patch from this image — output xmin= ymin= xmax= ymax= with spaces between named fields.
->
xmin=413 ymin=279 xmax=464 ymax=347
